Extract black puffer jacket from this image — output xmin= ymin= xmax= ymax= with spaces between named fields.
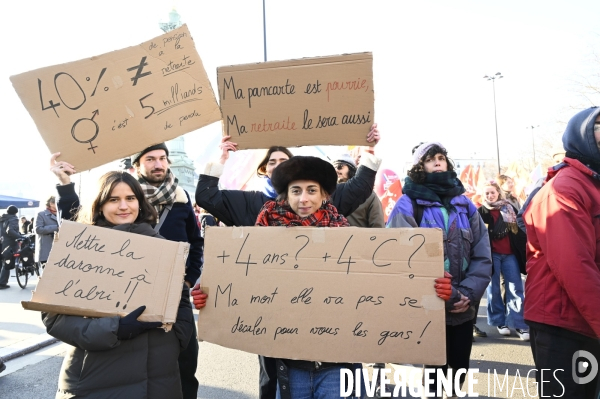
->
xmin=1 ymin=213 xmax=21 ymax=254
xmin=195 ymin=165 xmax=377 ymax=227
xmin=43 ymin=223 xmax=194 ymax=399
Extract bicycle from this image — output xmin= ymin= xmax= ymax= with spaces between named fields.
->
xmin=9 ymin=236 xmax=37 ymax=289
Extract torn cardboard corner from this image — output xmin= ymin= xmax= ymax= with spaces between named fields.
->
xmin=217 ymin=52 xmax=374 ymax=150
xmin=198 ymin=226 xmax=446 ymax=365
xmin=10 ymin=24 xmax=221 ymax=172
xmin=22 ymin=221 xmax=188 ymax=324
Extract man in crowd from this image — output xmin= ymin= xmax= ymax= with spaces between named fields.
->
xmin=0 ymin=205 xmax=22 ymax=289
xmin=524 ymin=107 xmax=600 ymax=398
xmin=19 ymin=216 xmax=31 ymax=235
xmin=130 ymin=143 xmax=204 ymax=399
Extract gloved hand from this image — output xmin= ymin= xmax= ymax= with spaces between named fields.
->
xmin=191 ymin=283 xmax=208 ymax=309
xmin=117 ymin=305 xmax=162 ymax=340
xmin=434 ymin=271 xmax=453 ymax=301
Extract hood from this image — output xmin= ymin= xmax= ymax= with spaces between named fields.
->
xmin=562 ymin=106 xmax=600 ymax=161
xmin=0 ymin=214 xmax=16 ymax=222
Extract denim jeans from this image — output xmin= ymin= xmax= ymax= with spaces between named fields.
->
xmin=275 ymin=365 xmax=348 ymax=399
xmin=487 ymin=253 xmax=527 ymax=329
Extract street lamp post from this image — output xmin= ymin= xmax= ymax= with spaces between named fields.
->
xmin=263 ymin=0 xmax=267 ymax=61
xmin=483 ymin=72 xmax=503 ymax=174
xmin=526 ymin=125 xmax=540 ymax=164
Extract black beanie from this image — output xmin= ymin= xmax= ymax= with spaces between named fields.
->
xmin=130 ymin=143 xmax=169 ymax=165
xmin=7 ymin=205 xmax=18 ymax=215
xmin=271 ymin=156 xmax=338 ymax=196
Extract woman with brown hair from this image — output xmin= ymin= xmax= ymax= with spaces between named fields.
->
xmin=196 ymin=156 xmax=355 ymax=398
xmin=193 ymin=154 xmax=451 ymax=398
xmin=386 ymin=142 xmax=491 ymax=397
xmin=477 ymin=180 xmax=528 ymax=340
xmin=195 ymin=127 xmax=379 ymax=398
xmin=45 ymin=154 xmax=195 ymax=399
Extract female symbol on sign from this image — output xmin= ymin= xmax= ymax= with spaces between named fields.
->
xmin=71 ymin=109 xmax=100 ymax=153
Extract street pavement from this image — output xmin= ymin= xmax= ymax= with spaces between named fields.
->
xmin=1 ymin=273 xmax=539 ymax=398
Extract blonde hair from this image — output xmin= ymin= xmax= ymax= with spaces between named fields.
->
xmin=482 ymin=180 xmax=505 ymax=200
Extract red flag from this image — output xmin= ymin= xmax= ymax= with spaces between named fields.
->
xmin=380 ymin=180 xmax=403 ymax=223
xmin=470 ymin=166 xmax=485 ymax=207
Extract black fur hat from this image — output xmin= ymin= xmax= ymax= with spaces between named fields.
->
xmin=271 ymin=156 xmax=338 ymax=196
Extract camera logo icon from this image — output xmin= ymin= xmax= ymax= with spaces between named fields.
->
xmin=572 ymin=350 xmax=598 ymax=385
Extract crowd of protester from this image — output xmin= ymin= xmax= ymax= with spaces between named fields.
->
xmin=0 ymin=107 xmax=599 ymax=398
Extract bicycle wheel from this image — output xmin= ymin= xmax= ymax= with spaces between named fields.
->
xmin=16 ymin=261 xmax=28 ymax=289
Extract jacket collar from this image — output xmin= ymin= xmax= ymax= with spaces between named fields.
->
xmin=547 ymin=157 xmax=600 ymax=182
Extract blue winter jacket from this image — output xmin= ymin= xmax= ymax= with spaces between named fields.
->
xmin=386 ymin=194 xmax=492 ymax=326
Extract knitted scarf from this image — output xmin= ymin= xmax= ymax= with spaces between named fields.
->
xmin=482 ymin=199 xmax=518 ymax=238
xmin=47 ymin=206 xmax=57 ymax=216
xmin=255 ymin=200 xmax=349 ymax=227
xmin=138 ymin=169 xmax=178 ymax=214
xmin=402 ymin=171 xmax=465 ymax=211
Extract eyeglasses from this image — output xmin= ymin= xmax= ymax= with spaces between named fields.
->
xmin=335 ymin=164 xmax=345 ymax=170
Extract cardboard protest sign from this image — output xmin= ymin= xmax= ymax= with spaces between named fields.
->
xmin=10 ymin=24 xmax=221 ymax=171
xmin=198 ymin=226 xmax=446 ymax=365
xmin=22 ymin=221 xmax=188 ymax=324
xmin=217 ymin=52 xmax=374 ymax=149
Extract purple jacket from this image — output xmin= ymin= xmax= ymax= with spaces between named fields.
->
xmin=386 ymin=194 xmax=491 ymax=326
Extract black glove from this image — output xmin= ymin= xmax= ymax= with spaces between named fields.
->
xmin=117 ymin=305 xmax=162 ymax=340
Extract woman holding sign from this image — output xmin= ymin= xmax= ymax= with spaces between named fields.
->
xmin=192 ymin=155 xmax=452 ymax=399
xmin=196 ymin=126 xmax=380 ymax=398
xmin=45 ymin=154 xmax=195 ymax=399
xmin=386 ymin=142 xmax=492 ymax=398
xmin=195 ymin=124 xmax=381 ymax=228
xmin=193 ymin=156 xmax=355 ymax=398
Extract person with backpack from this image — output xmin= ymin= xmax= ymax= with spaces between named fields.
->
xmin=386 ymin=142 xmax=491 ymax=397
xmin=523 ymin=107 xmax=600 ymax=398
xmin=0 ymin=205 xmax=22 ymax=289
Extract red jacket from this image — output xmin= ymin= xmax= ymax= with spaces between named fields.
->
xmin=523 ymin=158 xmax=600 ymax=338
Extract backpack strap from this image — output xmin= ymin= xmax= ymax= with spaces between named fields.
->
xmin=154 ymin=204 xmax=173 ymax=233
xmin=411 ymin=197 xmax=424 ymax=227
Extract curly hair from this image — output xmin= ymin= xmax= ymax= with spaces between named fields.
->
xmin=407 ymin=144 xmax=455 ymax=183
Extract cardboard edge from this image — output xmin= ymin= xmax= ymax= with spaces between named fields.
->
xmin=21 ymin=301 xmax=162 ymax=322
xmin=163 ymin=242 xmax=188 ymax=324
xmin=217 ymin=52 xmax=373 ymax=73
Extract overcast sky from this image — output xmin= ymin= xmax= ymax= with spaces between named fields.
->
xmin=2 ymin=0 xmax=600 ymax=205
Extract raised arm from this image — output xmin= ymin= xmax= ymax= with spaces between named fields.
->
xmin=50 ymin=153 xmax=79 ymax=221
xmin=331 ymin=124 xmax=382 ymax=216
xmin=195 ymin=136 xmax=269 ymax=226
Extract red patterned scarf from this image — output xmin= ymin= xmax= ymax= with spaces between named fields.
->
xmin=255 ymin=200 xmax=349 ymax=227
